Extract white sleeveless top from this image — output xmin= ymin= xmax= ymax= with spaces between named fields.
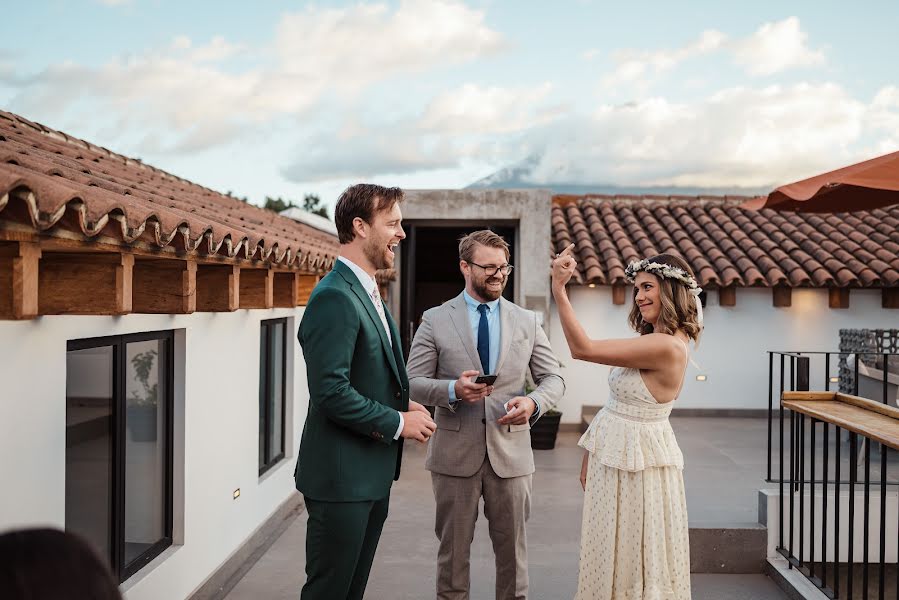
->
xmin=578 ymin=364 xmax=685 ymax=472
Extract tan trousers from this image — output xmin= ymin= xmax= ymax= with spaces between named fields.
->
xmin=431 ymin=457 xmax=533 ymax=600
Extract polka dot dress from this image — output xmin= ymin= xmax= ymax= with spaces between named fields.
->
xmin=574 ymin=367 xmax=691 ymax=600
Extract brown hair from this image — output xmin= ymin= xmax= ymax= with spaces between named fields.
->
xmin=627 ymin=253 xmax=702 ymax=341
xmin=334 ymin=184 xmax=404 ymax=244
xmin=458 ymin=230 xmax=511 ymax=263
xmin=0 ymin=528 xmax=123 ymax=600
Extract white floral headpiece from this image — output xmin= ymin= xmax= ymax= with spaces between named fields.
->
xmin=625 ymin=258 xmax=704 ymax=348
xmin=625 ymin=259 xmax=701 ymax=291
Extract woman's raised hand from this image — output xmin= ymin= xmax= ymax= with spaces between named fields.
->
xmin=551 ymin=242 xmax=577 ymax=288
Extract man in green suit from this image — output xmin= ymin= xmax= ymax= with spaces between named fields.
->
xmin=295 ymin=184 xmax=436 ymax=600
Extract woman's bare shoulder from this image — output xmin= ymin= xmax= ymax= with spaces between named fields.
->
xmin=642 ymin=332 xmax=687 ymax=350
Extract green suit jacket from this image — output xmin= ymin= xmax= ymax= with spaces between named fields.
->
xmin=295 ymin=259 xmax=409 ymax=502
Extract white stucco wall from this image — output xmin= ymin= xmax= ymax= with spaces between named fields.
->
xmin=550 ymin=286 xmax=899 ymax=423
xmin=0 ymin=308 xmax=309 ymax=599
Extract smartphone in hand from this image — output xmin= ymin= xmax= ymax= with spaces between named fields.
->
xmin=474 ymin=374 xmax=498 ymax=385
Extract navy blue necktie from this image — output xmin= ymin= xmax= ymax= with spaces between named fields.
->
xmin=477 ymin=304 xmax=490 ymax=374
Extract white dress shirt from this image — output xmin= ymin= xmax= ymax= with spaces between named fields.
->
xmin=337 ymin=256 xmax=404 ymax=441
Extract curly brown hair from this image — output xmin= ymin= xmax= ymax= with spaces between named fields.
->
xmin=627 ymin=253 xmax=703 ymax=341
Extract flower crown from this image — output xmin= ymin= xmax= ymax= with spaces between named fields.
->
xmin=625 ymin=259 xmax=701 ymax=293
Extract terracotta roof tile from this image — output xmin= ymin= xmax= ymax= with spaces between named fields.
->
xmin=0 ymin=111 xmax=338 ymax=271
xmin=552 ymin=195 xmax=899 ymax=288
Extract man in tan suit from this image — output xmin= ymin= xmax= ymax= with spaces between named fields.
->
xmin=407 ymin=230 xmax=565 ymax=600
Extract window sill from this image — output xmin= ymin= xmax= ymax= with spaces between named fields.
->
xmin=258 ymin=455 xmax=291 ymax=483
xmin=119 ymin=543 xmax=183 ymax=594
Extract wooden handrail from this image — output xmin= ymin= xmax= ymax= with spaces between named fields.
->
xmin=782 ymin=391 xmax=899 ymax=450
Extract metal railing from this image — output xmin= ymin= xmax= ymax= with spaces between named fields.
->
xmin=767 ymin=351 xmax=899 ymax=599
xmin=766 ymin=351 xmax=899 ymax=484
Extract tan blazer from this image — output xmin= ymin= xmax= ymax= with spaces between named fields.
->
xmin=407 ymin=293 xmax=565 ymax=478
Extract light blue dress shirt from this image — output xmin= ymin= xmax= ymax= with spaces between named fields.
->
xmin=447 ymin=291 xmax=540 ymax=416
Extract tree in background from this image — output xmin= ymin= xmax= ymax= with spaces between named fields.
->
xmin=261 ymin=194 xmax=329 ymax=219
xmin=302 ymin=194 xmax=329 ymax=219
xmin=225 ymin=191 xmax=249 ymax=203
xmin=263 ymin=196 xmax=296 ymax=213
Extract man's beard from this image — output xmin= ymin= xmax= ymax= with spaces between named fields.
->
xmin=363 ymin=238 xmax=391 ymax=271
xmin=473 ymin=276 xmax=505 ymax=301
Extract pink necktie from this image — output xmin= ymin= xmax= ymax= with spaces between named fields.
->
xmin=370 ymin=288 xmax=392 ymax=344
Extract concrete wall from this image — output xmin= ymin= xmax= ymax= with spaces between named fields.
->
xmin=0 ymin=308 xmax=308 ymax=599
xmin=550 ymin=286 xmax=899 ymax=423
xmin=391 ymin=189 xmax=554 ymax=324
xmin=761 ymin=489 xmax=899 ymax=563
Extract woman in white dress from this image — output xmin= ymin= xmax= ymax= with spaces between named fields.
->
xmin=551 ymin=245 xmax=704 ymax=600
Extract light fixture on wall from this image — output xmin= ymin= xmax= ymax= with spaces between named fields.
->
xmin=233 ymin=488 xmax=241 ymax=500
xmin=829 ymin=376 xmax=839 ymax=383
xmin=588 ymin=283 xmax=596 ymax=288
xmin=696 ymin=375 xmax=708 ymax=382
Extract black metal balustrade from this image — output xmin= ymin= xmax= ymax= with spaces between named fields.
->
xmin=766 ymin=349 xmax=899 ymax=599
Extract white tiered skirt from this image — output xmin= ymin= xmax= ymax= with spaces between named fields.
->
xmin=575 ymin=408 xmax=691 ymax=600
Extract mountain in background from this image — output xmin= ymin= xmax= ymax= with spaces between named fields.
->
xmin=466 ymin=155 xmax=770 ymax=197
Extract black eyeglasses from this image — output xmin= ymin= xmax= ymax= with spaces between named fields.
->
xmin=466 ymin=261 xmax=514 ymax=276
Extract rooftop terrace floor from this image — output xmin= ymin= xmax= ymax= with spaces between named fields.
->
xmin=227 ymin=417 xmax=796 ymax=598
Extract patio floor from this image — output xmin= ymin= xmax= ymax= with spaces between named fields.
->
xmin=226 ymin=418 xmax=789 ymax=599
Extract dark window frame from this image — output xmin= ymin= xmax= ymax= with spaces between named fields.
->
xmin=66 ymin=330 xmax=174 ymax=583
xmin=259 ymin=318 xmax=287 ymax=476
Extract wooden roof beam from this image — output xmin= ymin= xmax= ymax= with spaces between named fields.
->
xmin=239 ymin=268 xmax=273 ymax=310
xmin=0 ymin=240 xmax=41 ymax=319
xmin=38 ymin=251 xmax=133 ymax=315
xmin=273 ymin=271 xmax=298 ymax=308
xmin=132 ymin=257 xmax=197 ymax=314
xmin=196 ymin=264 xmax=239 ymax=312
xmin=296 ymin=274 xmax=319 ymax=306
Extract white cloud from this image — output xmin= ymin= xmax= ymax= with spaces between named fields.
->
xmin=733 ymin=17 xmax=825 ymax=76
xmin=0 ymin=49 xmax=16 ymax=82
xmin=602 ymin=29 xmax=727 ymax=89
xmin=280 ymin=79 xmax=899 ymax=188
xmin=273 ymin=1 xmax=505 ymax=94
xmin=582 ymin=48 xmax=600 ymax=61
xmin=601 ymin=17 xmax=825 ymax=94
xmin=419 ymin=82 xmax=562 ymax=134
xmin=3 ymin=10 xmax=888 ymax=193
xmin=96 ymin=0 xmax=131 ymax=6
xmin=5 ymin=0 xmax=505 ymax=154
xmin=867 ymin=85 xmax=899 ymax=139
xmin=280 ymin=131 xmax=459 ymax=182
xmin=169 ymin=35 xmax=245 ymax=62
xmin=279 ymin=81 xmax=565 ymax=182
xmin=523 ymin=82 xmax=882 ymax=188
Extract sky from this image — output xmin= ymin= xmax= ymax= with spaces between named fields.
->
xmin=2 ymin=0 xmax=898 ymax=211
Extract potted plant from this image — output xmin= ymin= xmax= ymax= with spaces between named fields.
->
xmin=530 ymin=407 xmax=563 ymax=450
xmin=525 ymin=376 xmax=563 ymax=449
xmin=127 ymin=350 xmax=158 ymax=442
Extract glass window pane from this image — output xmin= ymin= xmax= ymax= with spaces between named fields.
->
xmin=259 ymin=326 xmax=267 ymax=470
xmin=124 ymin=339 xmax=167 ymax=566
xmin=66 ymin=346 xmax=114 ymax=565
xmin=268 ymin=322 xmax=285 ymax=460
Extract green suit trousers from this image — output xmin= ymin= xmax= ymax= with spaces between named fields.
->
xmin=300 ymin=495 xmax=391 ymax=600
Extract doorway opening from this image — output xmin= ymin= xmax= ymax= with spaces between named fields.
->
xmin=400 ymin=223 xmax=516 ymax=353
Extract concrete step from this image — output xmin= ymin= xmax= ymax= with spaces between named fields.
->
xmin=692 ymin=573 xmax=789 ymax=600
xmin=690 ymin=524 xmax=768 ymax=573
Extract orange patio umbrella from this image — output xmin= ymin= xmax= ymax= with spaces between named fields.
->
xmin=742 ymin=150 xmax=899 ymax=212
